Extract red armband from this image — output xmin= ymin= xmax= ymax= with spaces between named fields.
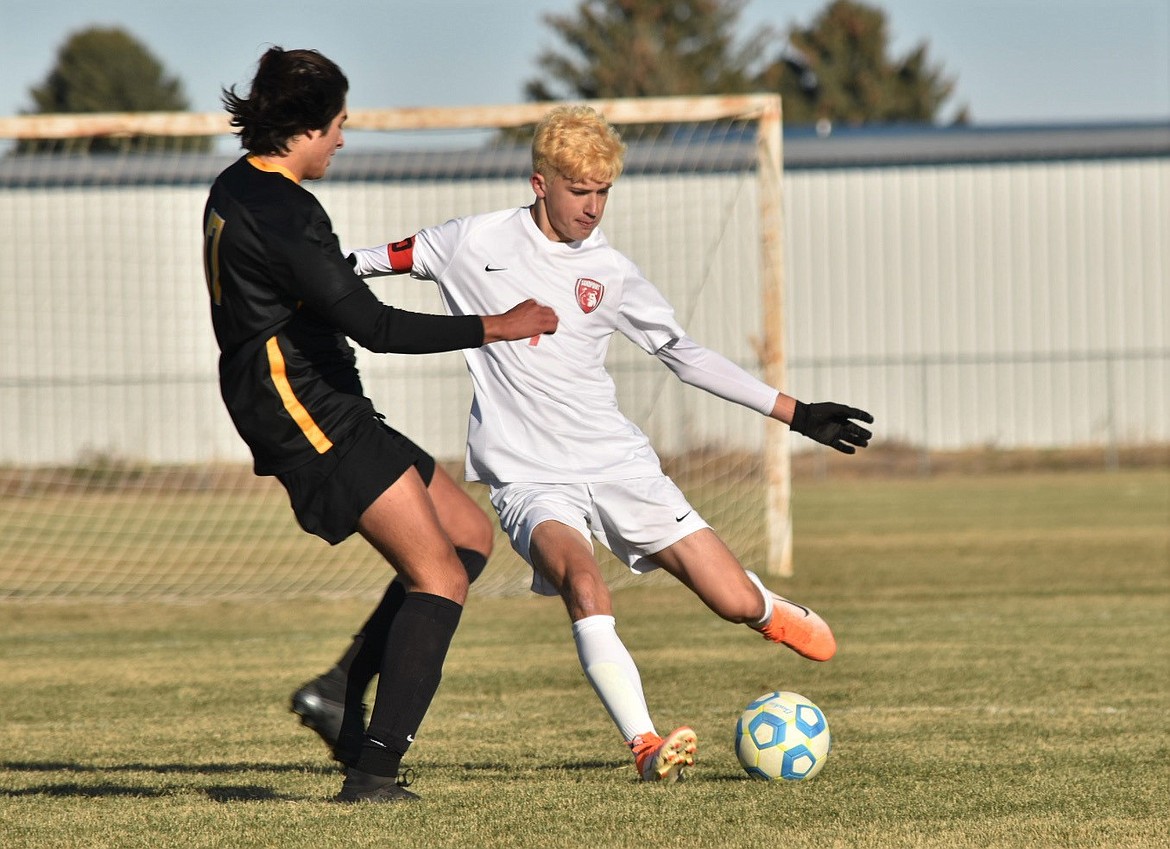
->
xmin=387 ymin=236 xmax=415 ymax=272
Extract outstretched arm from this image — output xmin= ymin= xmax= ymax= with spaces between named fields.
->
xmin=655 ymin=336 xmax=781 ymax=414
xmin=323 ymin=284 xmax=556 ymax=354
xmin=340 ymin=237 xmax=558 ymax=348
xmin=656 ymin=336 xmax=872 ymax=454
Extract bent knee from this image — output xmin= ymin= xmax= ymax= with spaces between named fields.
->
xmin=405 ymin=552 xmax=470 ymax=604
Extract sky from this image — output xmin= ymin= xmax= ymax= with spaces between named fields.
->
xmin=2 ymin=0 xmax=1168 ymax=127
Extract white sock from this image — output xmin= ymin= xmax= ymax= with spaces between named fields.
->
xmin=745 ymin=570 xmax=775 ymax=628
xmin=571 ymin=614 xmax=655 ymax=743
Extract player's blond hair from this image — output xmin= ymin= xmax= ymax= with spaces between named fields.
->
xmin=532 ymin=105 xmax=626 ymax=184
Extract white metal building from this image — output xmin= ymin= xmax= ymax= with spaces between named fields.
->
xmin=0 ymin=121 xmax=1166 ymax=467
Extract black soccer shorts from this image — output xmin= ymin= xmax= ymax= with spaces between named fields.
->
xmin=276 ymin=415 xmax=436 ymax=544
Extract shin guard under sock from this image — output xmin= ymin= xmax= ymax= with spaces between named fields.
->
xmin=357 ymin=592 xmax=463 ymax=777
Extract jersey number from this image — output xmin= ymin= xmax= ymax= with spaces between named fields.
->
xmin=203 ymin=208 xmax=226 ymax=305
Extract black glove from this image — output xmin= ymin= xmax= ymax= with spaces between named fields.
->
xmin=790 ymin=401 xmax=874 ymax=454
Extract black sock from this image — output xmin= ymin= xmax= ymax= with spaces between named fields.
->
xmin=331 ymin=548 xmax=484 ymax=700
xmin=335 ymin=579 xmax=408 ymax=704
xmin=357 ymin=592 xmax=463 ymax=777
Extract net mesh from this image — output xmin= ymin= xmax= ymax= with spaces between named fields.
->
xmin=0 ymin=99 xmax=784 ymax=601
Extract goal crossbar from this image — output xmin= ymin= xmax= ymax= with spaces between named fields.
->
xmin=0 ymin=94 xmax=780 ymax=138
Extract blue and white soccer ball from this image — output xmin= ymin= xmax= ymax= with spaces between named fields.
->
xmin=735 ymin=691 xmax=831 ymax=781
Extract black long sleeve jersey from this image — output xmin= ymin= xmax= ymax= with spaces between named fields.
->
xmin=202 ymin=156 xmax=483 ymax=474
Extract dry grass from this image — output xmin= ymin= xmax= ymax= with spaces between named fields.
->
xmin=2 ymin=468 xmax=1167 ymax=848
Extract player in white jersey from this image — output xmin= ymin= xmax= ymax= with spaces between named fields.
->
xmin=302 ymin=105 xmax=873 ymax=782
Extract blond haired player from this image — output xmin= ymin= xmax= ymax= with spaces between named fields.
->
xmin=296 ymin=105 xmax=873 ymax=782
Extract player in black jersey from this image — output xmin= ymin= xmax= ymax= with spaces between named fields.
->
xmin=202 ymin=47 xmax=557 ymax=803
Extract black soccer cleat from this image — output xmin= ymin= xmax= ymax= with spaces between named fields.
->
xmin=334 ymin=769 xmax=420 ymax=804
xmin=290 ymin=675 xmax=346 ymax=749
xmin=291 ymin=673 xmax=367 ymax=765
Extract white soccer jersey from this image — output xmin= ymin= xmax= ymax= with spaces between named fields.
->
xmin=352 ymin=206 xmax=778 ymax=485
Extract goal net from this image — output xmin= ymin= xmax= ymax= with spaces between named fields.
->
xmin=0 ymin=95 xmax=790 ymax=602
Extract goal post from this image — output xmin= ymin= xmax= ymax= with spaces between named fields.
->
xmin=755 ymin=97 xmax=794 ymax=579
xmin=0 ymin=94 xmax=792 ymax=602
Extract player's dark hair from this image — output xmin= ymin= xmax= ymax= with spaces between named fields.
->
xmin=222 ymin=47 xmax=348 ymax=155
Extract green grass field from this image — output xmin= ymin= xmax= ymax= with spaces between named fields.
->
xmin=2 ymin=468 xmax=1168 ymax=848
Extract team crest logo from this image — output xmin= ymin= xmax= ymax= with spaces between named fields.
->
xmin=575 ymin=278 xmax=604 ymax=314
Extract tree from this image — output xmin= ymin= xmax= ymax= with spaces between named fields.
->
xmin=757 ymin=0 xmax=965 ymax=126
xmin=23 ymin=26 xmax=210 ymax=153
xmin=525 ymin=0 xmax=963 ymax=127
xmin=525 ymin=0 xmax=770 ymax=100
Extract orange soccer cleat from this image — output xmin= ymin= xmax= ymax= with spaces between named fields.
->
xmin=756 ymin=594 xmax=837 ymax=661
xmin=629 ymin=726 xmax=698 ymax=783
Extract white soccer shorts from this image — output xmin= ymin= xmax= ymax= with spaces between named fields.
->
xmin=488 ymin=476 xmax=711 ymax=596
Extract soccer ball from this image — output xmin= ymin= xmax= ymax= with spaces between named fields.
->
xmin=735 ymin=691 xmax=831 ymax=781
